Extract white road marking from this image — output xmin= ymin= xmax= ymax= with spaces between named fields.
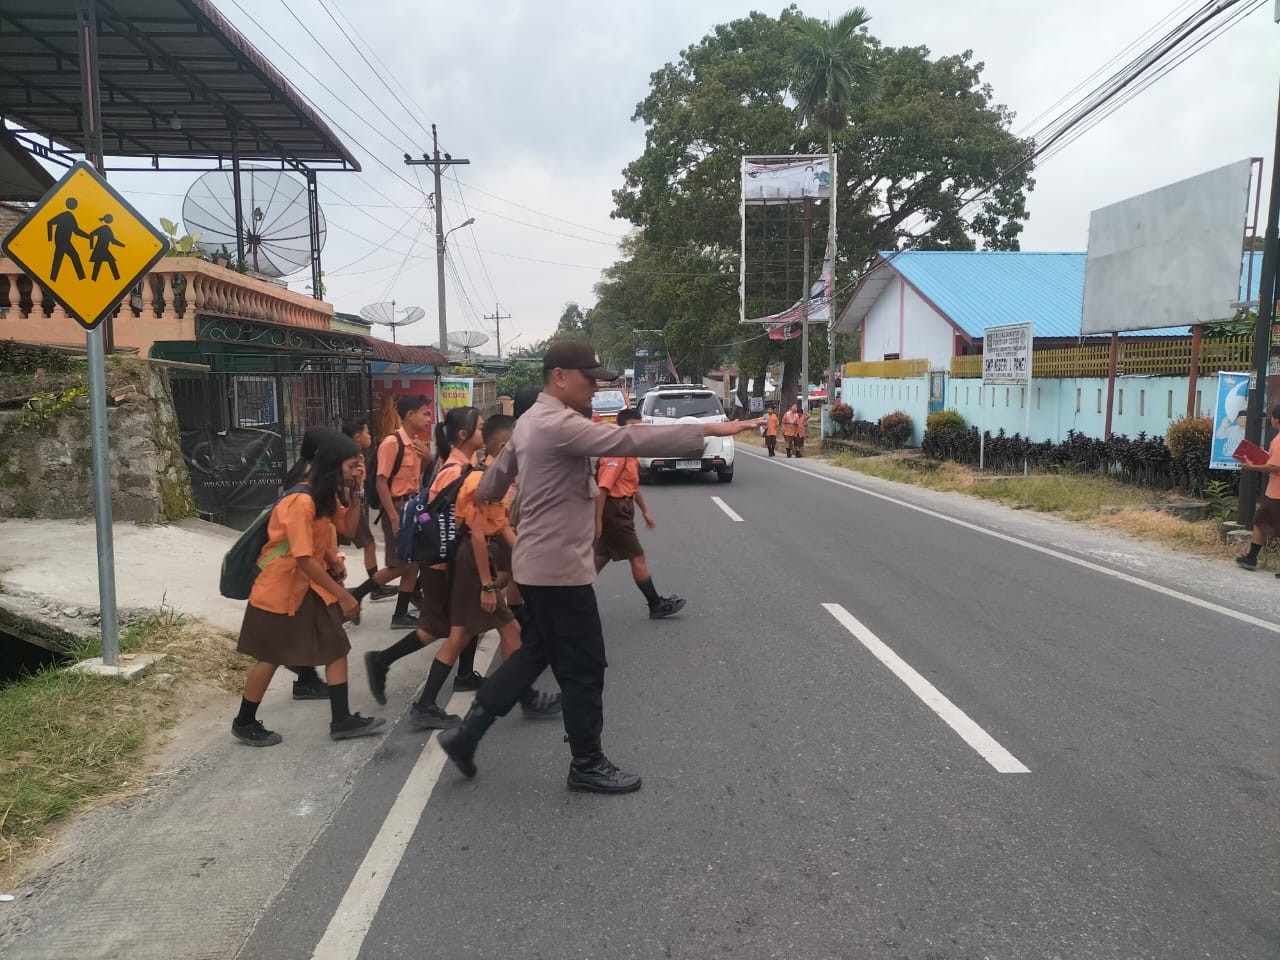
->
xmin=310 ymin=632 xmax=500 ymax=960
xmin=710 ymin=496 xmax=744 ymax=522
xmin=743 ymin=449 xmax=1280 ymax=637
xmin=823 ymin=603 xmax=1030 ymax=774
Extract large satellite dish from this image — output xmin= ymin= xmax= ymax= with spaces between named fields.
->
xmin=447 ymin=330 xmax=489 ymax=363
xmin=183 ymin=168 xmax=325 ymax=278
xmin=361 ymin=301 xmax=425 ymax=343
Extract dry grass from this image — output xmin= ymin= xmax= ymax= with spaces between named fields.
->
xmin=824 ymin=449 xmax=1239 ymax=561
xmin=0 ymin=610 xmax=247 ymax=883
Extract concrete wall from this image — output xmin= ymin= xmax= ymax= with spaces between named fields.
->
xmin=841 ymin=372 xmax=1213 ymax=448
xmin=861 ymin=277 xmax=956 ymax=370
xmin=0 ymin=359 xmax=195 ymax=522
xmin=946 ymin=375 xmax=1214 ymax=442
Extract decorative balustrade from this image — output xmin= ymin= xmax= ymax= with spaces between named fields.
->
xmin=1 ymin=256 xmax=333 ymax=350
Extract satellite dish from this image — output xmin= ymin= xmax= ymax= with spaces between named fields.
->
xmin=360 ymin=301 xmax=425 ymax=344
xmin=447 ymin=330 xmax=489 ymax=363
xmin=182 ymin=168 xmax=325 ymax=278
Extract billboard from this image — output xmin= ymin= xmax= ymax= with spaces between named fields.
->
xmin=741 ymin=157 xmax=830 ymax=203
xmin=439 ymin=377 xmax=474 ymax=410
xmin=983 ymin=323 xmax=1033 ymax=385
xmin=1081 ymin=159 xmax=1254 ymax=335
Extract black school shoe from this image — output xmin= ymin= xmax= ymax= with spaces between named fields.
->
xmin=408 ymin=703 xmax=461 ymax=731
xmin=567 ymin=754 xmax=642 ymax=794
xmin=292 ymin=675 xmax=329 ymax=700
xmin=330 ymin=713 xmax=386 ymax=741
xmin=231 ymin=719 xmax=282 ymax=747
xmin=370 ymin=585 xmax=399 ymax=602
xmin=1236 ymin=555 xmax=1258 ymax=571
xmin=390 ymin=613 xmax=418 ymax=629
xmin=648 ymin=596 xmax=686 ymax=620
xmin=453 ymin=670 xmax=485 ymax=692
xmin=364 ymin=651 xmax=389 ymax=706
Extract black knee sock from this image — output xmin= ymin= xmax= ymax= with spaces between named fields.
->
xmin=366 ymin=565 xmax=378 ymax=579
xmin=635 ymin=576 xmax=661 ymax=606
xmin=380 ymin=631 xmax=427 ymax=666
xmin=394 ymin=589 xmax=413 ymax=617
xmin=235 ymin=697 xmax=259 ymax=726
xmin=289 ymin=666 xmax=320 ymax=682
xmin=328 ymin=681 xmax=350 ymax=724
xmin=1246 ymin=542 xmax=1263 ymax=561
xmin=351 ymin=579 xmax=377 ymax=601
xmin=414 ymin=658 xmax=454 ymax=710
xmin=458 ymin=635 xmax=480 ymax=675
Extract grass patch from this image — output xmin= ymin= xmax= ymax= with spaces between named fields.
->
xmin=0 ymin=608 xmax=247 ymax=881
xmin=824 ymin=449 xmax=1241 ymax=558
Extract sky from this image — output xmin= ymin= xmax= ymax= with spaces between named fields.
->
xmin=93 ymin=0 xmax=1277 ymax=351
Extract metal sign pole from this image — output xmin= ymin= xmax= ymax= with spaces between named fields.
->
xmin=78 ymin=0 xmax=119 ymax=664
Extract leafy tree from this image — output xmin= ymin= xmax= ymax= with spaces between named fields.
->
xmin=607 ymin=8 xmax=1034 ymax=400
xmin=496 ymin=358 xmax=542 ymax=397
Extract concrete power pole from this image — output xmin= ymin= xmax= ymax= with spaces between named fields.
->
xmin=484 ymin=303 xmax=511 ymax=359
xmin=404 ymin=125 xmax=469 ymax=353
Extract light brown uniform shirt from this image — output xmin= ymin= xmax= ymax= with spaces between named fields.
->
xmin=477 ymin=392 xmax=704 ymax=586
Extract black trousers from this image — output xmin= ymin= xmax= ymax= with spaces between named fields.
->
xmin=477 ymin=584 xmax=606 ymax=756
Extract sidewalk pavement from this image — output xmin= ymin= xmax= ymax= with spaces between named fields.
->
xmin=0 ymin=516 xmax=429 ymax=960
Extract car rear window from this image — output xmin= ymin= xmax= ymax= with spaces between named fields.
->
xmin=592 ymin=390 xmax=627 ymax=412
xmin=643 ymin=392 xmax=722 ymax=419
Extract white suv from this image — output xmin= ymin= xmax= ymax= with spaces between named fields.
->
xmin=638 ymin=385 xmax=734 ymax=483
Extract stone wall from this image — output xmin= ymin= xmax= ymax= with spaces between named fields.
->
xmin=0 ymin=354 xmax=195 ymax=523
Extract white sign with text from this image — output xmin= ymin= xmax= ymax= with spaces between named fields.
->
xmin=983 ymin=322 xmax=1033 ymax=385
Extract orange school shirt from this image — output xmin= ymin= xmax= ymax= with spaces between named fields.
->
xmin=456 ymin=469 xmax=509 ymax=536
xmin=376 ymin=427 xmax=424 ymax=497
xmin=596 ymin=455 xmax=639 ymax=499
xmin=765 ymin=412 xmax=779 ymax=437
xmin=782 ymin=411 xmax=800 ymax=437
xmin=1267 ymin=434 xmax=1280 ymax=499
xmin=248 ymin=491 xmax=340 ymax=614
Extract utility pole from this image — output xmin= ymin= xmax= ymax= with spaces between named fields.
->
xmin=484 ymin=303 xmax=511 ymax=359
xmin=800 ymin=198 xmax=812 ymax=413
xmin=404 ymin=125 xmax=469 ymax=353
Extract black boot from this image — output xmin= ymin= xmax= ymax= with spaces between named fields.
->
xmin=567 ymin=753 xmax=642 ymax=794
xmin=438 ymin=701 xmax=498 ymax=778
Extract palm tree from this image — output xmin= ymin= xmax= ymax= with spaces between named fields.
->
xmin=788 ymin=7 xmax=877 ymax=423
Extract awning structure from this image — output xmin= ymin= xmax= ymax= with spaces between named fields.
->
xmin=0 ymin=126 xmax=54 ymax=200
xmin=0 ymin=0 xmax=359 ymax=172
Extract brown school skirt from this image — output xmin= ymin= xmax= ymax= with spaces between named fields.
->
xmin=417 ymin=564 xmax=453 ymax=640
xmin=451 ymin=536 xmax=514 ymax=634
xmin=1255 ymin=495 xmax=1280 ymax=538
xmin=236 ymin=590 xmax=350 ymax=666
xmin=338 ymin=500 xmax=375 ymax=549
xmin=595 ymin=496 xmax=644 ymax=565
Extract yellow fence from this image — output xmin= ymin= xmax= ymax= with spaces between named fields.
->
xmin=948 ymin=335 xmax=1253 ymax=379
xmin=843 ymin=358 xmax=930 ymax=379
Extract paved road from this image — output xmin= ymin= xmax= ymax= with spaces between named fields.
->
xmin=231 ymin=449 xmax=1278 ymax=960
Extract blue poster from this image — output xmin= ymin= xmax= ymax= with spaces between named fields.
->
xmin=1210 ymin=371 xmax=1251 ymax=471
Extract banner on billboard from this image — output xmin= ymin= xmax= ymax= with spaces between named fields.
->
xmin=982 ymin=323 xmax=1033 ymax=385
xmin=439 ymin=377 xmax=473 ymax=410
xmin=1210 ymin=371 xmax=1251 ymax=471
xmin=741 ymin=157 xmax=830 ymax=203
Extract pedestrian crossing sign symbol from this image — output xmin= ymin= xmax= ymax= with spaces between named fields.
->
xmin=2 ymin=161 xmax=170 ymax=331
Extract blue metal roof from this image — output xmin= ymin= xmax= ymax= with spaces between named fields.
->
xmin=878 ymin=250 xmax=1264 ymax=339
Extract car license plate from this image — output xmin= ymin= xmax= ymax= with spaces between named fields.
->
xmin=676 ymin=460 xmax=701 ymax=470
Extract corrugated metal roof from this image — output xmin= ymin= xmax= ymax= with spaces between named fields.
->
xmin=849 ymin=250 xmax=1265 ymax=340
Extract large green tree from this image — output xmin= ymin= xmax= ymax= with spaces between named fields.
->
xmin=605 ymin=8 xmax=1035 ymax=399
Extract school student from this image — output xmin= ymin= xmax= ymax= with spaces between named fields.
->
xmin=363 ymin=405 xmax=479 ymax=727
xmin=231 ymin=431 xmax=385 ymax=747
xmin=782 ymin=402 xmax=801 ymax=457
xmin=764 ymin=405 xmax=779 ymax=456
xmin=406 ymin=414 xmax=560 ymax=727
xmin=365 ymin=395 xmax=433 ymax=629
xmin=339 ymin=417 xmax=397 ymax=602
xmin=595 ymin=408 xmax=684 ymax=619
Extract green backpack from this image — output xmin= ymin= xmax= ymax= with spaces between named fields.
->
xmin=219 ymin=486 xmax=312 ymax=600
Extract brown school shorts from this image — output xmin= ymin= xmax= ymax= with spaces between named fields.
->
xmin=595 ymin=496 xmax=644 ymax=565
xmin=338 ymin=500 xmax=375 ymax=549
xmin=378 ymin=496 xmax=412 ymax=568
xmin=1254 ymin=495 xmax=1280 ymax=539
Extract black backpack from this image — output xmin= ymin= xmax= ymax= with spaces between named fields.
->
xmin=396 ymin=465 xmax=473 ymax=565
xmin=219 ymin=485 xmax=312 ymax=600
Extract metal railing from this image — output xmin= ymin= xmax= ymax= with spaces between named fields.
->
xmin=948 ymin=335 xmax=1254 ymax=379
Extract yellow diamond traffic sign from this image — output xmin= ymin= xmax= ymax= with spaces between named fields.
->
xmin=2 ymin=161 xmax=170 ymax=331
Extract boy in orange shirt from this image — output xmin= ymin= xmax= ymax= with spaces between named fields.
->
xmin=595 ymin=408 xmax=684 ymax=619
xmin=1236 ymin=404 xmax=1280 ymax=572
xmin=764 ymin=405 xmax=780 ymax=457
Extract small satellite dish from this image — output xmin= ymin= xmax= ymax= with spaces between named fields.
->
xmin=447 ymin=330 xmax=489 ymax=363
xmin=361 ymin=301 xmax=425 ymax=343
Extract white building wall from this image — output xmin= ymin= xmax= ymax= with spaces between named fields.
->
xmin=860 ymin=276 xmax=956 ymax=369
